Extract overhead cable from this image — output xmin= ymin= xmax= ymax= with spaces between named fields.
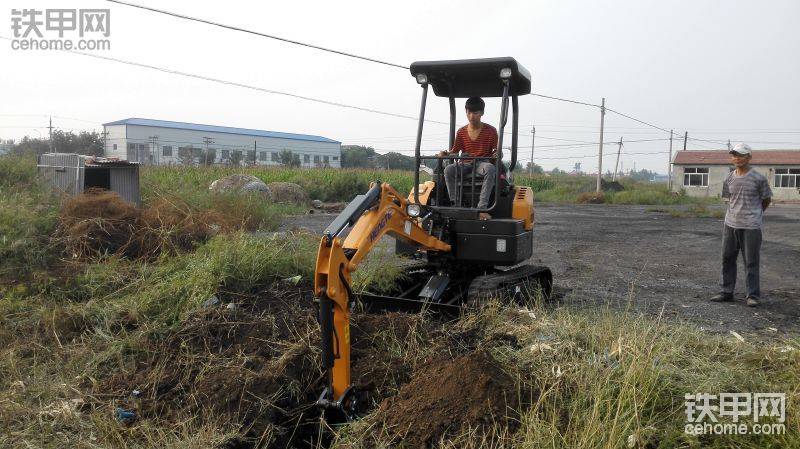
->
xmin=104 ymin=0 xmax=409 ymax=69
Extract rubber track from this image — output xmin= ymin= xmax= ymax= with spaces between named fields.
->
xmin=467 ymin=265 xmax=553 ymax=302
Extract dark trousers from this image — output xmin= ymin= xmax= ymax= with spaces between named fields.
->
xmin=720 ymin=225 xmax=762 ymax=299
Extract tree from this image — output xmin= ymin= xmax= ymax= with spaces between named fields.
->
xmin=341 ymin=145 xmax=377 ymax=168
xmin=374 ymin=151 xmax=416 ymax=170
xmin=199 ymin=148 xmax=216 ymax=166
xmin=10 ymin=130 xmax=103 ymax=156
xmin=10 ymin=136 xmax=49 ymax=155
xmin=279 ymin=149 xmax=301 ymax=167
xmin=629 ymin=168 xmax=657 ymax=182
xmin=178 ymin=146 xmax=196 ymax=165
xmin=550 ymin=167 xmax=563 ymax=175
xmin=525 ymin=162 xmax=544 ymax=174
xmin=230 ymin=150 xmax=243 ymax=166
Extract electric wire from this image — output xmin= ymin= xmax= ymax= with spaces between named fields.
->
xmin=0 ymin=36 xmax=447 ymax=126
xmin=104 ymin=0 xmax=409 ymax=70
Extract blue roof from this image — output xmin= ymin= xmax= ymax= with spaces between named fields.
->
xmin=102 ymin=118 xmax=340 ymax=144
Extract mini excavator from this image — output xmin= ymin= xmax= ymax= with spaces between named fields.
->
xmin=313 ymin=57 xmax=552 ymax=418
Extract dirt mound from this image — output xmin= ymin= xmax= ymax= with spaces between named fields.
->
xmin=58 ymin=190 xmax=241 ymax=260
xmin=373 ymin=349 xmax=519 ymax=448
xmin=58 ymin=188 xmax=142 ymax=258
xmin=350 ymin=313 xmax=429 ymax=400
xmin=97 ymin=287 xmax=324 ymax=448
xmin=267 ymin=182 xmax=308 ymax=204
xmin=576 ymin=191 xmax=606 ymax=204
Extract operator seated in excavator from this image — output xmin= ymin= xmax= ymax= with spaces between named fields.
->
xmin=313 ymin=57 xmax=553 ymax=420
xmin=438 ymin=96 xmax=499 ymax=220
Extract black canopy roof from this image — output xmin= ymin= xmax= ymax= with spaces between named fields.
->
xmin=409 ymin=57 xmax=531 ymax=98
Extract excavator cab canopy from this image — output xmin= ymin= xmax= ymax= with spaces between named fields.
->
xmin=410 ymin=57 xmax=532 ymax=211
xmin=409 ymin=57 xmax=531 ymax=98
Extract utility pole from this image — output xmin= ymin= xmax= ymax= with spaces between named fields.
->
xmin=612 ymin=137 xmax=623 ymax=181
xmin=253 ymin=140 xmax=257 ymax=166
xmin=530 ymin=124 xmax=535 ymax=175
xmin=683 ymin=131 xmax=688 ymax=151
xmin=101 ymin=129 xmax=109 ymax=157
xmin=727 ymin=139 xmax=731 ymax=151
xmin=596 ymin=98 xmax=606 ymax=192
xmin=668 ymin=130 xmax=674 ymax=191
xmin=202 ymin=136 xmax=214 ymax=165
xmin=48 ymin=116 xmax=54 ymax=152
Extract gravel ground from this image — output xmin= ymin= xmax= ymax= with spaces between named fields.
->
xmin=281 ymin=203 xmax=800 ymax=336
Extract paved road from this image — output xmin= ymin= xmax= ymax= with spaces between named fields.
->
xmin=532 ymin=203 xmax=799 ymax=335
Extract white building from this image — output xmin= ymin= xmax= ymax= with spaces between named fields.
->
xmin=102 ymin=118 xmax=341 ymax=168
xmin=672 ymin=150 xmax=800 ymax=201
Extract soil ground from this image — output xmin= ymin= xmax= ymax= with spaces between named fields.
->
xmin=281 ymin=203 xmax=800 ymax=336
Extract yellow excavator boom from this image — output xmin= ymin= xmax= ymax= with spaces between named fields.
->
xmin=314 ymin=181 xmax=449 ymax=412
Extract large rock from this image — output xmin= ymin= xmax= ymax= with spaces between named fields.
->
xmin=267 ymin=182 xmax=308 ymax=204
xmin=209 ymin=174 xmax=271 ymax=198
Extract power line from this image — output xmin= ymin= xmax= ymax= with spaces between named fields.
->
xmin=604 ymin=107 xmax=672 ymax=134
xmin=530 ymin=150 xmax=670 ymax=161
xmin=105 ymin=0 xmax=409 ymax=70
xmin=530 ymin=93 xmax=600 ymax=108
xmin=102 ymin=0 xmax=702 ymax=146
xmin=0 ymin=36 xmax=447 ymax=126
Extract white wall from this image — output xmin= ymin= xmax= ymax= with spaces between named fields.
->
xmin=104 ymin=124 xmax=341 ymax=168
xmin=672 ymin=164 xmax=799 ymax=201
xmin=104 ymin=124 xmax=127 ymax=159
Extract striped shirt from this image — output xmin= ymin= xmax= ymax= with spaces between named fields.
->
xmin=449 ymin=124 xmax=498 ymax=160
xmin=721 ymin=169 xmax=772 ymax=229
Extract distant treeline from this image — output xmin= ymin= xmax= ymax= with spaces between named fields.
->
xmin=3 ymin=130 xmax=104 ymax=156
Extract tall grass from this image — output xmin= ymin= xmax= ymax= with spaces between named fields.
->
xmin=143 ymin=165 xmax=715 ymax=206
xmin=141 ymin=165 xmax=417 ymax=203
xmin=334 ymin=302 xmax=800 ymax=449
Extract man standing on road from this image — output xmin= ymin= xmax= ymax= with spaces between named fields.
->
xmin=711 ymin=143 xmax=772 ymax=307
xmin=438 ymin=97 xmax=499 ymax=220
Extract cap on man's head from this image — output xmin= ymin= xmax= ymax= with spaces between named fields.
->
xmin=730 ymin=143 xmax=752 ymax=156
xmin=465 ymin=97 xmax=485 ymax=113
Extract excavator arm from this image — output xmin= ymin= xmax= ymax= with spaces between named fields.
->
xmin=314 ymin=181 xmax=450 ymax=415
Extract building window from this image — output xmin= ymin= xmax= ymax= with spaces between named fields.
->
xmin=314 ymin=155 xmax=320 ymax=163
xmin=774 ymin=168 xmax=800 ymax=188
xmin=332 ymin=156 xmax=339 ymax=161
xmin=304 ymin=154 xmax=310 ymax=164
xmin=259 ymin=151 xmax=267 ymax=161
xmin=221 ymin=149 xmax=230 ymax=160
xmin=272 ymin=152 xmax=279 ymax=162
xmin=683 ymin=167 xmax=709 ymax=186
xmin=127 ymin=143 xmax=136 ymax=151
xmin=162 ymin=145 xmax=172 ymax=157
xmin=323 ymin=155 xmax=330 ymax=163
xmin=232 ymin=150 xmax=242 ymax=161
xmin=113 ymin=144 xmax=117 ymax=150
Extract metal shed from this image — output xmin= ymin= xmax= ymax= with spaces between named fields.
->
xmin=37 ymin=153 xmax=141 ymax=206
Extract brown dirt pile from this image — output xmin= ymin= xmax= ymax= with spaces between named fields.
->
xmin=58 ymin=189 xmax=240 ymax=260
xmin=97 ymin=287 xmax=324 ymax=448
xmin=58 ymin=188 xmax=141 ymax=258
xmin=350 ymin=313 xmax=431 ymax=402
xmin=373 ymin=349 xmax=519 ymax=448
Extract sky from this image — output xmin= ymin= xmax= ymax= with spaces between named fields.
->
xmin=1 ymin=0 xmax=799 ymax=173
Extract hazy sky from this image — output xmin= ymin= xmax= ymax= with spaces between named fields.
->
xmin=2 ymin=0 xmax=799 ymax=173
